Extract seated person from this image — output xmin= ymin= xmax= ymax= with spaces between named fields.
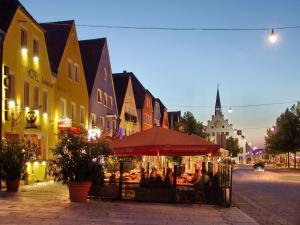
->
xmin=164 ymin=168 xmax=174 ymax=186
xmin=190 ymin=169 xmax=201 ymax=184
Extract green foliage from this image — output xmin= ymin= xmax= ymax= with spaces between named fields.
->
xmin=50 ymin=131 xmax=112 ymax=183
xmin=226 ymin=137 xmax=241 ymax=158
xmin=0 ymin=139 xmax=33 ymax=180
xmin=265 ymin=103 xmax=300 ymax=155
xmin=175 ymin=111 xmax=208 ymax=138
xmin=166 ymin=156 xmax=183 ymax=164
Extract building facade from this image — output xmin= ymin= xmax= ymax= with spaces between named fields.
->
xmin=153 ymin=98 xmax=161 ymax=127
xmin=1 ymin=1 xmax=55 ymax=161
xmin=113 ymin=74 xmax=140 ymax=136
xmin=79 ymin=38 xmax=118 ymax=136
xmin=206 ymin=88 xmax=248 ymax=164
xmin=41 ymin=21 xmax=89 ymax=143
xmin=158 ymin=99 xmax=169 ymax=129
xmin=113 ymin=71 xmax=153 ymax=131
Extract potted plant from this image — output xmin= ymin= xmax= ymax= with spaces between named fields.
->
xmin=0 ymin=139 xmax=29 ymax=192
xmin=50 ymin=131 xmax=111 ymax=202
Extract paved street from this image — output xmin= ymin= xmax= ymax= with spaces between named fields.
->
xmin=233 ymin=166 xmax=300 ymax=225
xmin=0 ymin=182 xmax=258 ymax=225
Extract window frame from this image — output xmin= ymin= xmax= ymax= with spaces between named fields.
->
xmin=97 ymin=89 xmax=102 ymax=103
xmin=71 ymin=102 xmax=76 ymax=121
xmin=42 ymin=91 xmax=48 ymax=113
xmin=80 ymin=105 xmax=85 ymax=124
xmin=60 ymin=98 xmax=67 ymax=118
xmin=24 ymin=81 xmax=30 ymax=107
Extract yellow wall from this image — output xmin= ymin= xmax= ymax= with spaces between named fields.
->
xmin=2 ymin=8 xmax=55 ymax=159
xmin=119 ymin=77 xmax=140 ymax=135
xmin=52 ymin=23 xmax=89 ymax=144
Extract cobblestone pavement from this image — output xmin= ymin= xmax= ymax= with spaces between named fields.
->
xmin=0 ymin=182 xmax=258 ymax=225
xmin=233 ymin=166 xmax=300 ymax=225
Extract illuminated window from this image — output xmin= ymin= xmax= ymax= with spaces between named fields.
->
xmin=42 ymin=91 xmax=48 ymax=113
xmin=60 ymin=99 xmax=66 ymax=118
xmin=97 ymin=89 xmax=102 ymax=103
xmin=24 ymin=82 xmax=30 ymax=107
xmin=21 ymin=29 xmax=27 ymax=49
xmin=100 ymin=117 xmax=104 ymax=128
xmin=71 ymin=102 xmax=76 ymax=121
xmin=68 ymin=60 xmax=73 ymax=79
xmin=33 ymin=87 xmax=39 ymax=109
xmin=74 ymin=64 xmax=79 ymax=82
xmin=109 ymin=96 xmax=113 ymax=109
xmin=33 ymin=39 xmax=39 ymax=57
xmin=80 ymin=106 xmax=85 ymax=124
xmin=91 ymin=113 xmax=96 ymax=126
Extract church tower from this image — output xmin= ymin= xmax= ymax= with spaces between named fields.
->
xmin=215 ymin=86 xmax=222 ymax=116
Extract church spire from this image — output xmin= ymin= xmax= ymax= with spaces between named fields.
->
xmin=215 ymin=85 xmax=222 ymax=115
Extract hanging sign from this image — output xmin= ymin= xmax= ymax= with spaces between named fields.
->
xmin=58 ymin=117 xmax=72 ymax=130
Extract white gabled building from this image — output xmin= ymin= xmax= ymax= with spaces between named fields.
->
xmin=206 ymin=88 xmax=248 ymax=164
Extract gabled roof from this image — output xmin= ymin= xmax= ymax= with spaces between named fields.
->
xmin=79 ymin=38 xmax=106 ymax=97
xmin=40 ymin=20 xmax=74 ymax=74
xmin=0 ymin=0 xmax=45 ymax=33
xmin=113 ymin=71 xmax=146 ymax=109
xmin=112 ymin=74 xmax=130 ymax=115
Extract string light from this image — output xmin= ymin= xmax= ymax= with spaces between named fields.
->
xmin=269 ymin=29 xmax=278 ymax=43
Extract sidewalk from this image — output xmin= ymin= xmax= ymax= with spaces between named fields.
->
xmin=0 ymin=183 xmax=258 ymax=225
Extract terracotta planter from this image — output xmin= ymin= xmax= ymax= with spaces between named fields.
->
xmin=68 ymin=182 xmax=92 ymax=202
xmin=6 ymin=179 xmax=20 ymax=192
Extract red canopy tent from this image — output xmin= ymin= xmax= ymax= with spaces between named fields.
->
xmin=110 ymin=127 xmax=220 ymax=156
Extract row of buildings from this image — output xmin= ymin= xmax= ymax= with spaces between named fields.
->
xmin=0 ymin=1 xmax=173 ymax=166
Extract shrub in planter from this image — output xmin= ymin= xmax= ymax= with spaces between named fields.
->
xmin=0 ymin=139 xmax=34 ymax=192
xmin=49 ymin=131 xmax=111 ymax=202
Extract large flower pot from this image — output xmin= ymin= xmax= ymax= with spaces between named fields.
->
xmin=68 ymin=182 xmax=92 ymax=202
xmin=6 ymin=179 xmax=20 ymax=192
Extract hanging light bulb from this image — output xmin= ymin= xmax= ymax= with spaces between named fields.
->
xmin=228 ymin=107 xmax=233 ymax=113
xmin=269 ymin=29 xmax=277 ymax=44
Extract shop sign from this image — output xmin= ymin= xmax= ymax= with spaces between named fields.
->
xmin=25 ymin=110 xmax=38 ymax=129
xmin=58 ymin=117 xmax=72 ymax=130
xmin=27 ymin=68 xmax=39 ymax=82
xmin=3 ymin=65 xmax=10 ymax=121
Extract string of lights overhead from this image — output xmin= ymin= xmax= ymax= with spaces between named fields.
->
xmin=44 ymin=22 xmax=300 ymax=44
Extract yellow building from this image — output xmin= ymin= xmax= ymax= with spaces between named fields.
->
xmin=113 ymin=74 xmax=140 ymax=136
xmin=1 ymin=1 xmax=55 ymax=164
xmin=41 ymin=21 xmax=89 ymax=142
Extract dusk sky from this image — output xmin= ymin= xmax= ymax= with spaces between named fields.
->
xmin=22 ymin=0 xmax=300 ymax=148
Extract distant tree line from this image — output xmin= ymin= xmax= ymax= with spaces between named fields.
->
xmin=265 ymin=103 xmax=300 ymax=168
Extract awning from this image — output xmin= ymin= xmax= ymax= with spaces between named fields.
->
xmin=110 ymin=127 xmax=220 ymax=156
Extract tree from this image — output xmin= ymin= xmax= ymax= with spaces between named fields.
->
xmin=175 ymin=111 xmax=208 ymax=138
xmin=226 ymin=137 xmax=241 ymax=158
xmin=265 ymin=103 xmax=300 ymax=168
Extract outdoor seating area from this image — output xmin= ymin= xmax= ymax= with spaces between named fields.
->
xmin=88 ymin=127 xmax=232 ymax=206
